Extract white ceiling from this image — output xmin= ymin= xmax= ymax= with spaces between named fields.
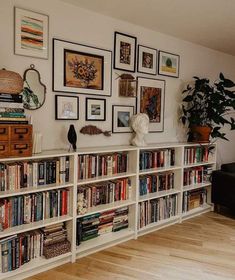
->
xmin=60 ymin=0 xmax=235 ymax=56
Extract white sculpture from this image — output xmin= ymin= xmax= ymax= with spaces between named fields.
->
xmin=130 ymin=113 xmax=149 ymax=146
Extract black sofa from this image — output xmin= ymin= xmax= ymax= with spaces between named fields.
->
xmin=212 ymin=162 xmax=235 ymax=212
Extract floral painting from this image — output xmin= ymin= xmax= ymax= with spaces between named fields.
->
xmin=64 ymin=50 xmax=104 ymax=90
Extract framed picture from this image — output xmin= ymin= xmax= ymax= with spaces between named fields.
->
xmin=53 ymin=38 xmax=112 ymax=96
xmin=137 ymin=45 xmax=157 ymax=75
xmin=137 ymin=77 xmax=165 ymax=132
xmin=14 ymin=7 xmax=49 ymax=59
xmin=112 ymin=105 xmax=135 ymax=133
xmin=114 ymin=32 xmax=137 ymax=72
xmin=55 ymin=95 xmax=79 ymax=120
xmin=158 ymin=51 xmax=180 ymax=78
xmin=86 ymin=98 xmax=106 ymax=121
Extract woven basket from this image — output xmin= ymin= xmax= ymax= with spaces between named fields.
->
xmin=0 ymin=69 xmax=23 ymax=94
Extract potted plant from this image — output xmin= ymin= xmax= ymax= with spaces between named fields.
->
xmin=181 ymin=73 xmax=235 ymax=142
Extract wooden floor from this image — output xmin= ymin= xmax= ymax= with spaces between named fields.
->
xmin=28 ymin=212 xmax=235 ymax=280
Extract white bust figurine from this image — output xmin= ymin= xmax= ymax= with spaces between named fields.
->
xmin=130 ymin=113 xmax=149 ymax=146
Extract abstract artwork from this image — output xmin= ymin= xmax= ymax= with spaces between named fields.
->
xmin=137 ymin=45 xmax=157 ymax=75
xmin=158 ymin=51 xmax=180 ymax=78
xmin=137 ymin=77 xmax=165 ymax=132
xmin=112 ymin=105 xmax=134 ymax=133
xmin=114 ymin=32 xmax=137 ymax=72
xmin=53 ymin=39 xmax=112 ymax=96
xmin=15 ymin=7 xmax=49 ymax=59
xmin=55 ymin=95 xmax=79 ymax=120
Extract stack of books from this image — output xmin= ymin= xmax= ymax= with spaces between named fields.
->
xmin=113 ymin=206 xmax=129 ymax=232
xmin=182 ymin=188 xmax=207 ymax=212
xmin=0 ymin=94 xmax=27 ymax=124
xmin=98 ymin=210 xmax=115 ymax=235
xmin=0 ymin=230 xmax=43 ymax=273
xmin=184 ymin=146 xmax=209 ymax=165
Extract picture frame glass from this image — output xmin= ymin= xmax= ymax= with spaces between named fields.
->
xmin=56 ymin=95 xmax=78 ymax=120
xmin=158 ymin=51 xmax=180 ymax=78
xmin=86 ymin=98 xmax=105 ymax=121
xmin=137 ymin=77 xmax=165 ymax=132
xmin=14 ymin=7 xmax=49 ymax=59
xmin=138 ymin=45 xmax=157 ymax=75
xmin=112 ymin=106 xmax=134 ymax=133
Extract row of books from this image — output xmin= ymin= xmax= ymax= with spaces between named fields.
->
xmin=77 ymin=153 xmax=128 ymax=180
xmin=184 ymin=146 xmax=209 ymax=165
xmin=182 ymin=188 xmax=207 ymax=212
xmin=0 ymin=189 xmax=69 ymax=231
xmin=139 ymin=172 xmax=175 ymax=196
xmin=77 ymin=178 xmax=132 ymax=215
xmin=139 ymin=149 xmax=175 ymax=171
xmin=138 ymin=194 xmax=178 ymax=229
xmin=0 ymin=222 xmax=69 ymax=273
xmin=183 ymin=166 xmax=213 ymax=186
xmin=76 ymin=206 xmax=129 ymax=245
xmin=0 ymin=157 xmax=70 ymax=192
xmin=0 ymin=94 xmax=28 ymax=124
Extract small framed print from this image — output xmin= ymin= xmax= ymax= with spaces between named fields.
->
xmin=114 ymin=32 xmax=137 ymax=72
xmin=137 ymin=77 xmax=165 ymax=132
xmin=86 ymin=98 xmax=106 ymax=121
xmin=137 ymin=45 xmax=157 ymax=75
xmin=55 ymin=95 xmax=79 ymax=120
xmin=112 ymin=105 xmax=134 ymax=133
xmin=14 ymin=7 xmax=49 ymax=59
xmin=158 ymin=51 xmax=180 ymax=78
xmin=53 ymin=38 xmax=112 ymax=96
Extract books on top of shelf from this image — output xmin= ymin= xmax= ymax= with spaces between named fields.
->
xmin=0 ymin=189 xmax=69 ymax=232
xmin=184 ymin=146 xmax=209 ymax=165
xmin=0 ymin=156 xmax=70 ymax=192
xmin=77 ymin=152 xmax=129 ymax=180
xmin=138 ymin=194 xmax=178 ymax=229
xmin=76 ymin=206 xmax=129 ymax=246
xmin=139 ymin=172 xmax=174 ymax=196
xmin=139 ymin=148 xmax=175 ymax=171
xmin=182 ymin=188 xmax=207 ymax=212
xmin=77 ymin=178 xmax=132 ymax=215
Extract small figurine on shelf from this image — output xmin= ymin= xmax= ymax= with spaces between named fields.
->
xmin=67 ymin=124 xmax=77 ymax=151
xmin=130 ymin=113 xmax=149 ymax=147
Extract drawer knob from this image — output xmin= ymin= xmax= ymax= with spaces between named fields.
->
xmin=19 ymin=135 xmax=23 ymax=139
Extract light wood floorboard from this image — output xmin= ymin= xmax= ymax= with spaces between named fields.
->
xmin=27 ymin=212 xmax=235 ymax=280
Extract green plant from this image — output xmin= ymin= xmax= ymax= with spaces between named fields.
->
xmin=181 ymin=73 xmax=235 ymax=140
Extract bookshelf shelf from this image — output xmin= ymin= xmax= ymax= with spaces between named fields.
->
xmin=77 ymin=172 xmax=136 ymax=186
xmin=183 ymin=182 xmax=211 ymax=192
xmin=0 ymin=142 xmax=216 ymax=279
xmin=0 ymin=215 xmax=73 ymax=239
xmin=139 ymin=189 xmax=181 ymax=202
xmin=0 ymin=182 xmax=73 ymax=199
xmin=77 ymin=200 xmax=136 ymax=218
xmin=139 ymin=166 xmax=181 ymax=176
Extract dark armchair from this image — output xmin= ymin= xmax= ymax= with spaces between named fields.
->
xmin=212 ymin=162 xmax=235 ymax=212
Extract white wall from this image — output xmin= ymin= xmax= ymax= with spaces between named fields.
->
xmin=1 ymin=0 xmax=235 ymax=165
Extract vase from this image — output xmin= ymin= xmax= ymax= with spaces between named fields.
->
xmin=189 ymin=126 xmax=212 ymax=143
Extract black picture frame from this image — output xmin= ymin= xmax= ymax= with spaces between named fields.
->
xmin=53 ymin=38 xmax=112 ymax=97
xmin=114 ymin=32 xmax=137 ymax=72
xmin=158 ymin=50 xmax=180 ymax=78
xmin=55 ymin=95 xmax=79 ymax=120
xmin=137 ymin=45 xmax=157 ymax=75
xmin=85 ymin=97 xmax=106 ymax=121
xmin=112 ymin=105 xmax=135 ymax=133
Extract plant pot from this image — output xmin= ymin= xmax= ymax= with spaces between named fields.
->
xmin=189 ymin=126 xmax=212 ymax=143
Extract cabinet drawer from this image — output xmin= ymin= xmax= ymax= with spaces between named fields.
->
xmin=10 ymin=125 xmax=32 ymax=141
xmin=10 ymin=142 xmax=32 ymax=157
xmin=0 ymin=142 xmax=9 ymax=158
xmin=0 ymin=126 xmax=9 ymax=141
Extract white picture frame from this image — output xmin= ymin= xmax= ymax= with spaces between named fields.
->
xmin=112 ymin=105 xmax=135 ymax=133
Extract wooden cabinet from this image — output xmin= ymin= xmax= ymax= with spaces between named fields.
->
xmin=0 ymin=124 xmax=32 ymax=158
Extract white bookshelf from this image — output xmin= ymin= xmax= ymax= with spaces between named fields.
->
xmin=0 ymin=142 xmax=216 ymax=279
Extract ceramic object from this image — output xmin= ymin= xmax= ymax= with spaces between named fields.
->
xmin=130 ymin=113 xmax=149 ymax=146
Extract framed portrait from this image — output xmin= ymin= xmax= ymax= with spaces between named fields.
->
xmin=14 ymin=7 xmax=49 ymax=59
xmin=158 ymin=51 xmax=180 ymax=78
xmin=86 ymin=98 xmax=106 ymax=121
xmin=55 ymin=95 xmax=79 ymax=120
xmin=137 ymin=45 xmax=157 ymax=75
xmin=112 ymin=105 xmax=135 ymax=133
xmin=114 ymin=32 xmax=137 ymax=72
xmin=53 ymin=38 xmax=112 ymax=96
xmin=137 ymin=77 xmax=165 ymax=132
